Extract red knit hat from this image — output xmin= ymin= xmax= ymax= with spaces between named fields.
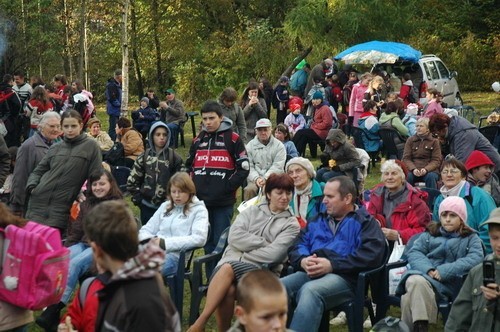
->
xmin=464 ymin=150 xmax=495 ymax=171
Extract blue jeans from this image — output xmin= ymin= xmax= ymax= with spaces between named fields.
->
xmin=205 ymin=205 xmax=234 ymax=277
xmin=166 ymin=123 xmax=180 ymax=147
xmin=406 ymin=171 xmax=439 ymax=189
xmin=281 ymin=271 xmax=354 ymax=331
xmin=162 ymin=253 xmax=179 ymax=277
xmin=316 ymin=168 xmax=345 ymax=183
xmin=108 ymin=114 xmax=119 ymax=141
xmin=61 ymin=243 xmax=94 ymax=304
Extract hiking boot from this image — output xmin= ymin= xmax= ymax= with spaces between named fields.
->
xmin=36 ymin=302 xmax=65 ymax=331
xmin=413 ymin=320 xmax=429 ymax=332
xmin=329 ymin=311 xmax=347 ymax=326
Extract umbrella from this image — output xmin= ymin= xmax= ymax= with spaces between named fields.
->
xmin=334 ymin=41 xmax=422 ymax=65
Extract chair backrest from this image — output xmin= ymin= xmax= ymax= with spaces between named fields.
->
xmin=378 ymin=128 xmax=404 ymax=159
xmin=111 ymin=166 xmax=131 ymax=193
xmin=420 ymin=187 xmax=441 ymax=211
xmin=351 ymin=126 xmax=366 ymax=150
xmin=478 ymin=125 xmax=499 ymax=145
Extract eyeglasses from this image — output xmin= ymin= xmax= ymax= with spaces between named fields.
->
xmin=441 ymin=169 xmax=461 ymax=175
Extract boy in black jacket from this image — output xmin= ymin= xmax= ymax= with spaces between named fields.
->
xmin=185 ymin=100 xmax=249 ymax=276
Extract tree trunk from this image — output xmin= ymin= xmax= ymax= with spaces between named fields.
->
xmin=121 ymin=0 xmax=130 ymax=115
xmin=130 ymin=2 xmax=143 ymax=101
xmin=150 ymin=0 xmax=163 ymax=89
xmin=275 ymin=46 xmax=313 ymax=86
xmin=62 ymin=0 xmax=72 ymax=79
xmin=77 ymin=0 xmax=86 ymax=80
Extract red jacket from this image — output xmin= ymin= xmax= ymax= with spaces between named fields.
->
xmin=62 ymin=277 xmax=104 ymax=332
xmin=367 ymin=182 xmax=430 ymax=244
xmin=311 ymin=103 xmax=333 ymax=139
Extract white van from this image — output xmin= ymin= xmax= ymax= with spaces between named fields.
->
xmin=376 ymin=54 xmax=462 ymax=107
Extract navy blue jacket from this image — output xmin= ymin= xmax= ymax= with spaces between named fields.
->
xmin=289 ymin=205 xmax=386 ymax=287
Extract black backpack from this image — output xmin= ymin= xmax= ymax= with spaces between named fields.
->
xmin=104 ymin=142 xmax=125 ymax=166
xmin=407 ymin=86 xmax=419 ymax=104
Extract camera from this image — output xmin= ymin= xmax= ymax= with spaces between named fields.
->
xmin=483 ymin=260 xmax=495 ymax=287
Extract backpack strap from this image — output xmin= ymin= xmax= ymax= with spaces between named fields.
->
xmin=78 ymin=276 xmax=96 ymax=309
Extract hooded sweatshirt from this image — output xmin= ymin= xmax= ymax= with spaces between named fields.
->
xmin=127 ymin=122 xmax=183 ymax=207
xmin=322 ymin=129 xmax=362 ymax=172
xmin=185 ymin=117 xmax=249 ymax=207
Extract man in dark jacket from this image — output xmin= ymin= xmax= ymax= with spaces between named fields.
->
xmin=160 ymin=89 xmax=185 ymax=148
xmin=105 ymin=69 xmax=122 ymax=140
xmin=281 ymin=176 xmax=386 ymax=332
xmin=185 ymin=100 xmax=249 ymax=276
xmin=0 ymin=74 xmax=23 ymax=147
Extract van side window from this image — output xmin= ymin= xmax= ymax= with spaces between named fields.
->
xmin=436 ymin=61 xmax=450 ymax=79
xmin=424 ymin=62 xmax=440 ymax=81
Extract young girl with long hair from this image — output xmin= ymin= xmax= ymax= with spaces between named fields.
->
xmin=138 ymin=172 xmax=209 ymax=277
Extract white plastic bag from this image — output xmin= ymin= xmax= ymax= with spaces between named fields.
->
xmin=388 ymin=236 xmax=407 ymax=295
xmin=237 ymin=188 xmax=262 ymax=213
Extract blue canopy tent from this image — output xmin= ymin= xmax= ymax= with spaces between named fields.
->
xmin=334 ymin=41 xmax=422 ymax=65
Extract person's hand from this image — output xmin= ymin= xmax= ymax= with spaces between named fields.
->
xmin=377 ymin=100 xmax=385 ymax=107
xmin=77 ymin=192 xmax=86 ymax=203
xmin=139 ymin=112 xmax=144 ymax=119
xmin=255 ymin=177 xmax=266 ymax=188
xmin=301 ymin=254 xmax=333 ymax=278
xmin=150 ymin=237 xmax=161 ymax=247
xmin=481 ymin=283 xmax=500 ymax=301
xmin=413 ymin=169 xmax=421 ymax=177
xmin=57 ymin=316 xmax=77 ymax=332
xmin=381 ymin=228 xmax=399 ymax=241
xmin=420 ymin=168 xmax=427 ymax=176
xmin=427 ymin=269 xmax=441 ymax=281
xmin=249 ymin=96 xmax=258 ymax=105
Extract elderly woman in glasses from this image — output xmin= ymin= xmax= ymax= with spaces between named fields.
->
xmin=433 ymin=156 xmax=496 ymax=253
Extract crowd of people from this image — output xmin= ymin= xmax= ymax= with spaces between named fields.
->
xmin=0 ymin=63 xmax=499 ymax=332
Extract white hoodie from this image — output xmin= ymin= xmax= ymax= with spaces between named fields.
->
xmin=138 ymin=196 xmax=209 ymax=257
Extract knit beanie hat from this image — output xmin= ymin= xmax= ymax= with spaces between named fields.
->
xmin=439 ymin=196 xmax=467 ymax=223
xmin=464 ymin=150 xmax=494 ymax=171
xmin=289 ymin=103 xmax=301 ymax=112
xmin=286 ymin=157 xmax=316 ymax=179
xmin=140 ymin=97 xmax=149 ymax=105
xmin=406 ymin=103 xmax=419 ymax=116
xmin=312 ymin=91 xmax=323 ymax=100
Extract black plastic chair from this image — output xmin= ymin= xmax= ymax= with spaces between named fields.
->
xmin=318 ymin=241 xmax=390 ymax=332
xmin=111 ymin=166 xmax=131 ymax=193
xmin=188 ymin=227 xmax=230 ymax=325
xmin=164 ymin=248 xmax=199 ymax=322
xmin=479 ymin=125 xmax=499 ymax=145
xmin=420 ymin=187 xmax=441 ymax=211
xmin=351 ymin=126 xmax=380 ymax=172
xmin=378 ymin=128 xmax=406 ymax=160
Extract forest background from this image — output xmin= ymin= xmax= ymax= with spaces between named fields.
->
xmin=0 ymin=0 xmax=498 ymax=111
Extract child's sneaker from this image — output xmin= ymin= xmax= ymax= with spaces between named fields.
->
xmin=329 ymin=311 xmax=347 ymax=326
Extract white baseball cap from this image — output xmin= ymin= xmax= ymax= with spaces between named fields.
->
xmin=255 ymin=118 xmax=272 ymax=128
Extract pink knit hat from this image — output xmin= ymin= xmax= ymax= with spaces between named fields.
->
xmin=439 ymin=196 xmax=467 ymax=223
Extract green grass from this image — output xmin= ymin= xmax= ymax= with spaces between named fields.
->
xmin=30 ymin=91 xmax=497 ymax=331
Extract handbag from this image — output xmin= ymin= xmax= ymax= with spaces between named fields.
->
xmin=388 ymin=236 xmax=407 ymax=295
xmin=237 ymin=188 xmax=263 ymax=213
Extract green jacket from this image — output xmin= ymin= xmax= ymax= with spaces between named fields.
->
xmin=379 ymin=112 xmax=409 ymax=137
xmin=26 ymin=133 xmax=102 ymax=229
xmin=445 ymin=256 xmax=500 ymax=332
